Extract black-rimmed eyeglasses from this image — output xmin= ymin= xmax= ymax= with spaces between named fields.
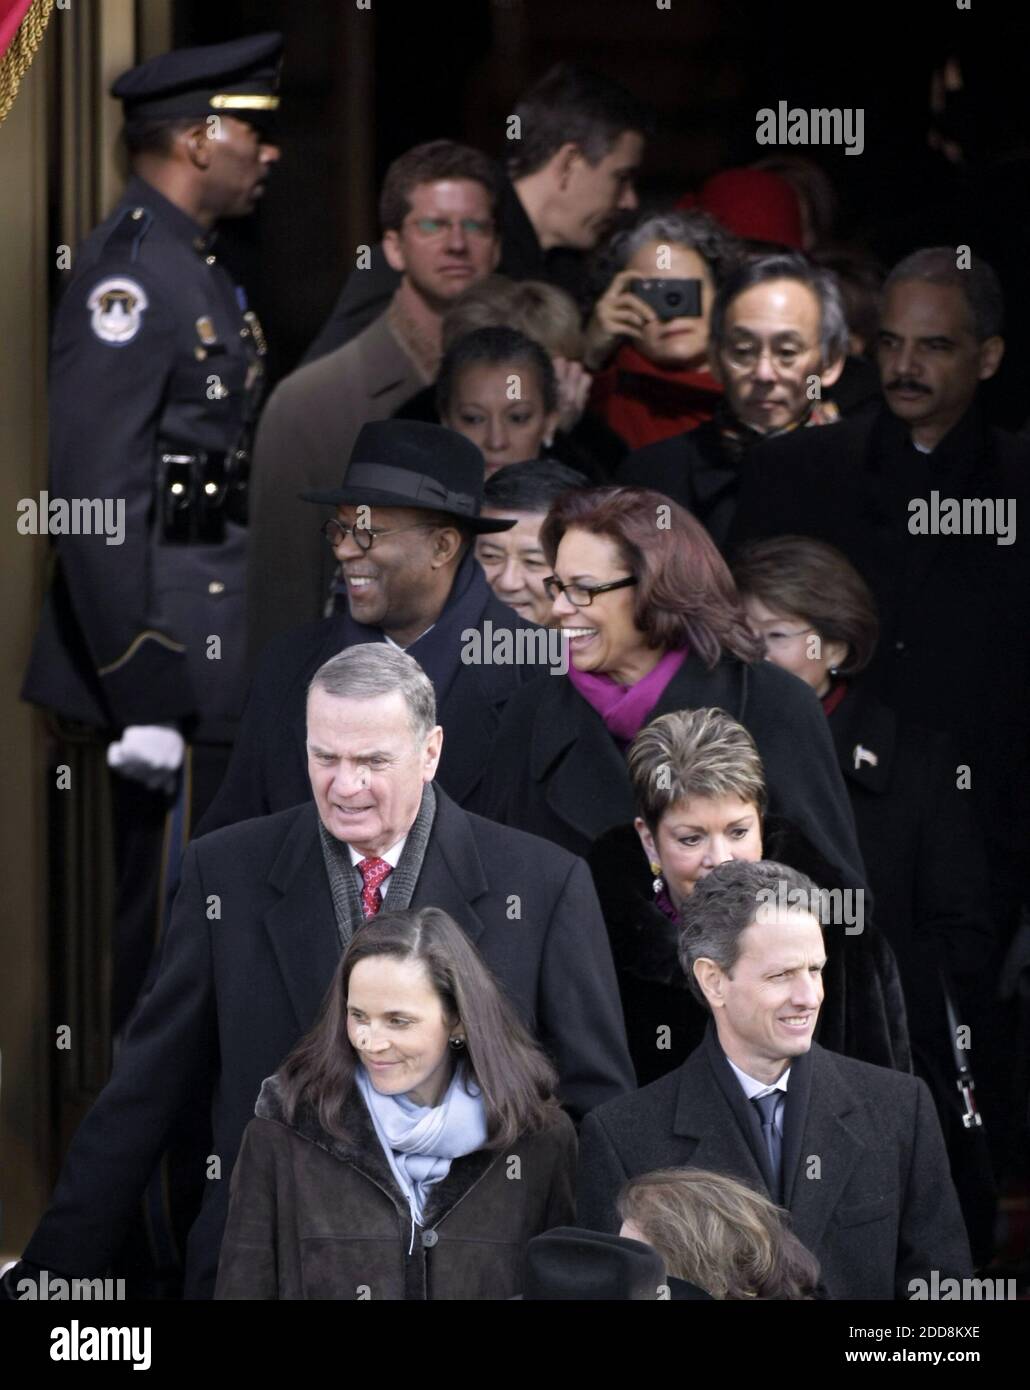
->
xmin=321 ymin=518 xmax=436 ymax=553
xmin=542 ymin=574 xmax=638 ymax=608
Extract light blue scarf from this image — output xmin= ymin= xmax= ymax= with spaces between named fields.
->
xmin=355 ymin=1062 xmax=489 ymax=1240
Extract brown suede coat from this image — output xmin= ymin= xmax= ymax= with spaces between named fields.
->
xmin=215 ymin=1075 xmax=577 ymax=1300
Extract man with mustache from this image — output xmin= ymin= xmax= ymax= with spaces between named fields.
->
xmin=729 ymin=251 xmax=1030 ymax=1159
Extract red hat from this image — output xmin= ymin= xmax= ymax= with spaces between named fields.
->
xmin=677 ymin=168 xmax=804 ymax=250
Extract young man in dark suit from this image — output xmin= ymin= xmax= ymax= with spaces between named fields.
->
xmin=577 ymin=859 xmax=972 ymax=1300
xmin=200 ymin=419 xmax=550 ymax=830
xmin=5 ymin=644 xmax=633 ymax=1301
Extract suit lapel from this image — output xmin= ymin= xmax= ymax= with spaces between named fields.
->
xmin=529 ymin=680 xmax=634 ymax=842
xmin=785 ymin=1046 xmax=863 ymax=1253
xmin=410 ymin=789 xmax=491 ymax=947
xmin=671 ymin=1039 xmax=771 ymax=1195
xmin=263 ymin=804 xmax=343 ymax=1032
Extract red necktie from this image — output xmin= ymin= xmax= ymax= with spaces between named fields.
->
xmin=357 ymin=857 xmax=393 ymax=918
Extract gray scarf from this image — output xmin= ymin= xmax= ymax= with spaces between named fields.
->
xmin=317 ymin=783 xmax=437 ymax=949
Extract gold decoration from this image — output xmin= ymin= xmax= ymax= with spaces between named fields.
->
xmin=0 ymin=0 xmax=55 ymax=126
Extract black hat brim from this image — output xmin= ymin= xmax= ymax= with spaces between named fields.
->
xmin=300 ymin=484 xmax=516 ymax=533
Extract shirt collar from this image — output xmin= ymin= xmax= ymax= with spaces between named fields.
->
xmin=347 ymin=835 xmax=408 ymax=870
xmin=383 ymin=627 xmax=434 ymax=651
xmin=725 ymin=1054 xmax=791 ymax=1100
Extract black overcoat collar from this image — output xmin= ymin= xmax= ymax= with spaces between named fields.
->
xmin=263 ymin=793 xmax=491 ymax=1034
xmin=671 ymin=1034 xmax=864 ymax=1253
xmin=529 ymin=656 xmax=750 ymax=843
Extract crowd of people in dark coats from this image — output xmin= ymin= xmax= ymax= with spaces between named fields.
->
xmin=9 ymin=35 xmax=1028 ymax=1304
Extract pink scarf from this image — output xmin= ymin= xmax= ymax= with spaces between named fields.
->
xmin=567 ymin=647 xmax=688 ymax=743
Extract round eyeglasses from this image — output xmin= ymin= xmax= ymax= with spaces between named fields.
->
xmin=542 ymin=574 xmax=637 ymax=608
xmin=321 ymin=518 xmax=436 ymax=552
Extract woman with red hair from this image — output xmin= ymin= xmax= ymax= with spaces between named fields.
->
xmin=476 ymin=487 xmax=865 ymax=898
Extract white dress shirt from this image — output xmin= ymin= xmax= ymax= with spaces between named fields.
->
xmin=348 ymin=835 xmax=408 ymax=902
xmin=726 ymin=1056 xmax=791 ymax=1138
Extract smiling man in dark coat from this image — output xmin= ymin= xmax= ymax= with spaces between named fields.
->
xmin=199 ymin=419 xmax=552 ymax=831
xmin=6 ymin=644 xmax=633 ymax=1302
xmin=577 ymin=861 xmax=972 ymax=1300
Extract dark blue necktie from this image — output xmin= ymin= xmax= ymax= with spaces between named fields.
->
xmin=752 ymin=1091 xmax=783 ymax=1196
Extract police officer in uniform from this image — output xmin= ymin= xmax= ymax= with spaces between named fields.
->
xmin=23 ymin=34 xmax=284 ymax=1031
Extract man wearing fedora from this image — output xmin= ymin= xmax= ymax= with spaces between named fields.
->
xmin=199 ymin=418 xmax=548 ymax=830
xmin=5 ymin=642 xmax=633 ymax=1300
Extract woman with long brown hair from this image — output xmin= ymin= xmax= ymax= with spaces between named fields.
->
xmin=216 ymin=907 xmax=576 ymax=1300
xmin=476 ymin=486 xmax=866 ymax=900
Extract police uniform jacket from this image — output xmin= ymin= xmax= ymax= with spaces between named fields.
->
xmin=22 ymin=175 xmax=267 ymax=744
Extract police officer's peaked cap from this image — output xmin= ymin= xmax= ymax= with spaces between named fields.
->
xmin=302 ymin=420 xmax=516 ymax=534
xmin=111 ymin=32 xmax=283 ymax=124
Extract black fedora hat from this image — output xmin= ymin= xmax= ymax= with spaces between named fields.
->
xmin=301 ymin=420 xmax=515 ymax=535
xmin=518 ymin=1228 xmax=668 ymax=1301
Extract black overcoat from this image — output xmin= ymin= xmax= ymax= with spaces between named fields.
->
xmin=22 ymin=791 xmax=633 ymax=1299
xmin=577 ymin=1030 xmax=972 ymax=1300
xmin=729 ymin=403 xmax=1030 ymax=929
xmin=616 ymin=420 xmax=741 ymax=550
xmin=474 ymin=655 xmax=869 ymax=899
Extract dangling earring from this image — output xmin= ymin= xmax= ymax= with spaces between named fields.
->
xmin=449 ymin=1035 xmax=466 ymax=1050
xmin=650 ymin=861 xmax=665 ymax=896
xmin=829 ymin=666 xmax=839 ymax=678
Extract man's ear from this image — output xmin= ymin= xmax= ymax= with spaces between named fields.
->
xmin=382 ymin=228 xmax=407 ymax=274
xmin=693 ymin=957 xmax=726 ymax=1010
xmin=431 ymin=525 xmax=464 ymax=568
xmin=819 ymin=352 xmax=846 ymax=389
xmin=422 ymin=725 xmax=444 ymax=779
xmin=978 ymin=335 xmax=1004 ymax=381
xmin=551 ymin=141 xmax=582 ymax=190
xmin=178 ymin=121 xmax=212 ymax=171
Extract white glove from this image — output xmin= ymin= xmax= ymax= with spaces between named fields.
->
xmin=107 ymin=724 xmax=185 ymax=794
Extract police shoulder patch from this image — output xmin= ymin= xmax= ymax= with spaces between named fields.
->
xmin=87 ymin=277 xmax=149 ymax=345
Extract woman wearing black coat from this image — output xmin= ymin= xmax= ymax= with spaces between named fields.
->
xmin=475 ymin=487 xmax=868 ymax=901
xmin=733 ymin=535 xmax=997 ymax=1260
xmin=588 ymin=707 xmax=909 ymax=1085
